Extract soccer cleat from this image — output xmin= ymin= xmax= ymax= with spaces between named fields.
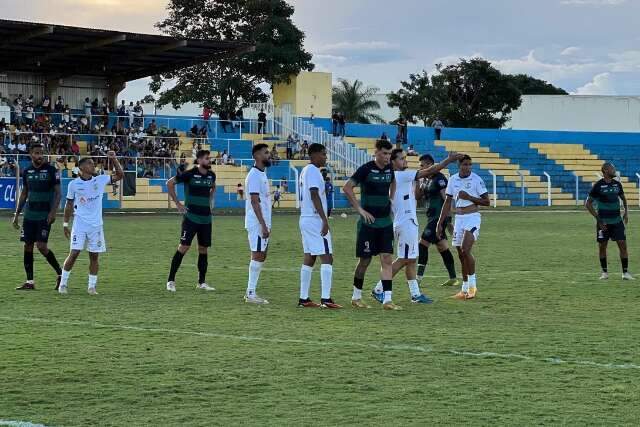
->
xmin=382 ymin=302 xmax=403 ymax=310
xmin=370 ymin=289 xmax=384 ymax=304
xmin=87 ymin=287 xmax=98 ymax=295
xmin=245 ymin=294 xmax=269 ymax=305
xmin=298 ymin=298 xmax=321 ymax=308
xmin=466 ymin=288 xmax=477 ymax=300
xmin=196 ymin=283 xmax=215 ymax=291
xmin=55 ymin=275 xmax=61 ymax=291
xmin=441 ymin=278 xmax=460 ymax=287
xmin=58 ymin=285 xmax=68 ymax=295
xmin=166 ymin=281 xmax=177 ymax=292
xmin=599 ymin=272 xmax=609 ymax=280
xmin=622 ymin=272 xmax=635 ymax=281
xmin=320 ymin=299 xmax=343 ymax=309
xmin=452 ymin=291 xmax=467 ymax=300
xmin=16 ymin=282 xmax=35 ymax=290
xmin=411 ymin=294 xmax=433 ymax=304
xmin=351 ymin=299 xmax=370 ymax=309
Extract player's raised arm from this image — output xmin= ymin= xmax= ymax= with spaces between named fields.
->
xmin=167 ymin=176 xmax=186 ymax=214
xmin=415 ymin=152 xmax=462 ymax=180
xmin=107 ymin=151 xmax=124 ymax=182
xmin=12 ymin=174 xmax=29 ymax=230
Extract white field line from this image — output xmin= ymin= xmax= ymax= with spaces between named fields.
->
xmin=1 ymin=316 xmax=638 ymax=371
xmin=0 ymin=421 xmax=50 ymax=427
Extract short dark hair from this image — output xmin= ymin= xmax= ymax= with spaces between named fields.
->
xmin=601 ymin=162 xmax=614 ymax=172
xmin=29 ymin=143 xmax=44 ymax=152
xmin=308 ymin=143 xmax=325 ymax=156
xmin=375 ymin=139 xmax=393 ymax=151
xmin=196 ymin=149 xmax=210 ymax=160
xmin=419 ymin=154 xmax=434 ymax=164
xmin=391 ymin=148 xmax=404 ymax=161
xmin=459 ymin=154 xmax=472 ymax=164
xmin=78 ymin=157 xmax=92 ymax=167
xmin=252 ymin=143 xmax=269 ymax=155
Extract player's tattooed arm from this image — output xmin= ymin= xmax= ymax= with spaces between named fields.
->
xmin=167 ymin=177 xmax=186 ymax=214
xmin=62 ymin=198 xmax=74 ymax=239
xmin=620 ymin=193 xmax=629 ymax=224
xmin=343 ymin=179 xmax=374 ymax=224
xmin=107 ymin=151 xmax=124 ymax=182
xmin=436 ymin=195 xmax=453 ymax=239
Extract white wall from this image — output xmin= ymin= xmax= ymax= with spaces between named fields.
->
xmin=507 ymin=95 xmax=640 ymax=132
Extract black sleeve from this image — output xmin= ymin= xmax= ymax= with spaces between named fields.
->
xmin=619 ymin=182 xmax=625 ymax=195
xmin=350 ymin=164 xmax=368 ymax=185
xmin=588 ymin=183 xmax=599 ymax=199
xmin=22 ymin=169 xmax=28 ymax=189
xmin=176 ymin=168 xmax=191 ymax=183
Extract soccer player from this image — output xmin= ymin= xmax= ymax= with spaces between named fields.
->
xmin=165 ymin=150 xmax=217 ymax=292
xmin=244 ymin=143 xmax=272 ymax=304
xmin=585 ymin=162 xmax=633 ymax=280
xmin=343 ymin=139 xmax=400 ymax=310
xmin=371 ymin=149 xmax=462 ymax=304
xmin=416 ymin=154 xmax=459 ymax=287
xmin=58 ymin=151 xmax=123 ymax=294
xmin=12 ymin=144 xmax=63 ymax=290
xmin=297 ymin=143 xmax=342 ymax=309
xmin=437 ymin=155 xmax=489 ymax=300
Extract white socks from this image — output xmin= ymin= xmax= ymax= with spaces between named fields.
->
xmin=374 ymin=280 xmax=383 ymax=293
xmin=468 ymin=274 xmax=477 ymax=289
xmin=320 ymin=264 xmax=332 ymax=300
xmin=407 ymin=279 xmax=420 ymax=298
xmin=383 ymin=291 xmax=393 ymax=304
xmin=462 ymin=281 xmax=469 ymax=292
xmin=88 ymin=274 xmax=98 ymax=289
xmin=247 ymin=260 xmax=263 ymax=295
xmin=352 ymin=287 xmax=362 ymax=300
xmin=60 ymin=269 xmax=71 ymax=287
xmin=299 ymin=265 xmax=313 ymax=299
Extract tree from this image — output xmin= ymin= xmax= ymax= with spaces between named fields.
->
xmin=139 ymin=95 xmax=156 ymax=104
xmin=387 ymin=71 xmax=447 ymax=126
xmin=507 ymin=74 xmax=568 ymax=95
xmin=150 ymin=0 xmax=314 ymax=112
xmin=332 ymin=79 xmax=384 ymax=124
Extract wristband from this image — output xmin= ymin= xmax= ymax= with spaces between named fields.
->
xmin=63 ymin=222 xmax=69 ymax=227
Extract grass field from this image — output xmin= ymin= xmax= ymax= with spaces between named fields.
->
xmin=1 ymin=209 xmax=640 ymax=426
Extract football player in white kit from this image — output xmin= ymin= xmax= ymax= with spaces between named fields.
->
xmin=244 ymin=143 xmax=272 ymax=304
xmin=297 ymin=143 xmax=342 ymax=309
xmin=437 ymin=155 xmax=489 ymax=300
xmin=371 ymin=149 xmax=462 ymax=304
xmin=58 ymin=151 xmax=123 ymax=294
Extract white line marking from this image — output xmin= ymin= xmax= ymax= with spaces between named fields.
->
xmin=1 ymin=316 xmax=638 ymax=370
xmin=0 ymin=420 xmax=50 ymax=427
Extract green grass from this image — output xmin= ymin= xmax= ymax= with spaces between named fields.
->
xmin=1 ymin=210 xmax=640 ymax=426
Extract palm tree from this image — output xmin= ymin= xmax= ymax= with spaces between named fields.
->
xmin=332 ymin=79 xmax=384 ymax=124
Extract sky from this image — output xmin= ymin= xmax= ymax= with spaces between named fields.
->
xmin=2 ymin=0 xmax=640 ymax=102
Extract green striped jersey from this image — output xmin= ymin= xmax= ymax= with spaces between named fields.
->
xmin=176 ymin=168 xmax=216 ymax=224
xmin=589 ymin=178 xmax=624 ymax=224
xmin=22 ymin=163 xmax=60 ymax=221
xmin=424 ymin=172 xmax=448 ymax=221
xmin=350 ymin=161 xmax=394 ymax=228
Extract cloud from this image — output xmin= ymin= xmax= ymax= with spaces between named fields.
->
xmin=560 ymin=0 xmax=626 ymax=5
xmin=314 ymin=41 xmax=411 ymax=66
xmin=574 ymin=72 xmax=615 ymax=94
xmin=561 ymin=46 xmax=581 ymax=56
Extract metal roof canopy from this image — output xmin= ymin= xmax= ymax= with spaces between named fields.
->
xmin=0 ymin=19 xmax=254 ymax=82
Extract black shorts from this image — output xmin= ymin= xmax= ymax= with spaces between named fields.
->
xmin=20 ymin=219 xmax=51 ymax=243
xmin=180 ymin=218 xmax=212 ymax=247
xmin=421 ymin=217 xmax=450 ymax=244
xmin=356 ymin=223 xmax=394 ymax=258
xmin=597 ymin=221 xmax=626 ymax=242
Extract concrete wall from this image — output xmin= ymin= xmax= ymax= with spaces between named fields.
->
xmin=273 ymin=71 xmax=332 ymax=117
xmin=508 ymin=95 xmax=640 ymax=132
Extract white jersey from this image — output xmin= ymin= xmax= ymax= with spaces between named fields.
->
xmin=66 ymin=174 xmax=111 ymax=228
xmin=299 ymin=164 xmax=327 ymax=218
xmin=392 ymin=169 xmax=418 ymax=227
xmin=244 ymin=166 xmax=272 ymax=229
xmin=446 ymin=172 xmax=488 ymax=208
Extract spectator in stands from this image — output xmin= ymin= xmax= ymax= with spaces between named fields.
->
xmin=325 ymin=176 xmax=334 ymax=218
xmin=230 ymin=110 xmax=238 ymax=130
xmin=396 ymin=116 xmax=408 ymax=146
xmin=101 ymin=98 xmax=110 ymax=126
xmin=198 ymin=126 xmax=207 ymax=138
xmin=54 ymin=95 xmax=64 ymax=115
xmin=71 ymin=140 xmax=80 ymax=156
xmin=189 ymin=124 xmax=199 ymax=137
xmin=380 ymin=132 xmax=390 ymax=142
xmin=17 ymin=139 xmax=27 ymax=154
xmin=203 ymin=105 xmax=212 ymax=131
xmin=13 ymin=94 xmax=23 ymax=125
xmin=84 ymin=97 xmax=92 ymax=118
xmin=236 ymin=108 xmax=244 ymax=130
xmin=331 ymin=111 xmax=339 ymax=136
xmin=214 ymin=151 xmax=222 ymax=165
xmin=42 ymin=95 xmax=51 ymax=114
xmin=257 ymin=109 xmax=267 ymax=134
xmin=338 ymin=112 xmax=346 ymax=138
xmin=407 ymin=145 xmax=418 ymax=156
xmin=286 ymin=134 xmax=294 ymax=160
xmin=62 ymin=105 xmax=70 ymax=123
xmin=147 ymin=119 xmax=157 ymax=135
xmin=272 ymin=186 xmax=281 ymax=208
xmin=0 ymin=117 xmax=6 ymax=132
xmin=300 ymin=140 xmax=309 ymax=160
xmin=236 ymin=182 xmax=245 ymax=199
xmin=221 ymin=150 xmax=229 ymax=165
xmin=133 ymin=102 xmax=143 ymax=128
xmin=127 ymin=102 xmax=135 ymax=127
xmin=280 ymin=176 xmax=288 ymax=193
xmin=117 ymin=100 xmax=126 ymax=124
xmin=270 ymin=146 xmax=280 ymax=165
xmin=432 ymin=117 xmax=444 ymax=140
xmin=71 ymin=163 xmax=80 ymax=178
xmin=91 ymin=98 xmax=99 ymax=115
xmin=219 ymin=110 xmax=230 ymax=133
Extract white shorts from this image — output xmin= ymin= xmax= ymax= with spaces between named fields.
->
xmin=452 ymin=212 xmax=481 ymax=247
xmin=70 ymin=224 xmax=107 ymax=253
xmin=300 ymin=216 xmax=333 ymax=256
xmin=395 ymin=220 xmax=419 ymax=259
xmin=247 ymin=225 xmax=270 ymax=252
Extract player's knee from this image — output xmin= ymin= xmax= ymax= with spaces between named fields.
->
xmin=89 ymin=252 xmax=99 ymax=261
xmin=177 ymin=244 xmax=190 ymax=254
xmin=198 ymin=246 xmax=207 ymax=255
xmin=321 ymin=254 xmax=333 ymax=265
xmin=357 ymin=257 xmax=371 ymax=268
xmin=36 ymin=242 xmax=48 ymax=254
xmin=23 ymin=242 xmax=34 ymax=252
xmin=69 ymin=250 xmax=80 ymax=260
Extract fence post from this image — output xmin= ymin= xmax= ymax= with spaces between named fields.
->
xmin=572 ymin=171 xmax=579 ymax=205
xmin=290 ymin=164 xmax=300 ymax=209
xmin=543 ymin=172 xmax=551 ymax=207
xmin=516 ymin=170 xmax=525 ymax=207
xmin=488 ymin=170 xmax=497 ymax=208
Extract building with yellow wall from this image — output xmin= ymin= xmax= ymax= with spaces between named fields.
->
xmin=273 ymin=71 xmax=332 ymax=118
